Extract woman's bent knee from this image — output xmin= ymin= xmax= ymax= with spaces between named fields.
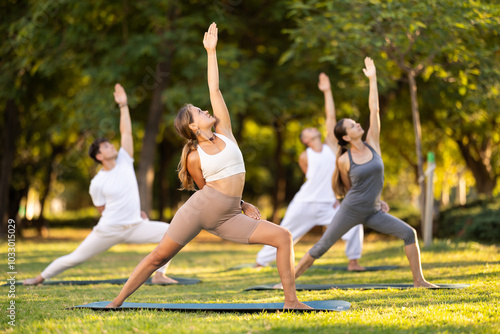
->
xmin=276 ymin=227 xmax=293 ymax=245
xmin=403 ymin=227 xmax=417 ymax=245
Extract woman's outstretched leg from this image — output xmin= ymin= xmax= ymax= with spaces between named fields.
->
xmin=365 ymin=211 xmax=436 ymax=287
xmin=106 ymin=235 xmax=184 ymax=308
xmin=405 ymin=241 xmax=437 ymax=287
xmin=249 ymin=221 xmax=311 ymax=309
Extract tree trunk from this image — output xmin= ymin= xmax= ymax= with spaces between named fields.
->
xmin=456 ymin=139 xmax=496 ymax=196
xmin=0 ymin=99 xmax=20 ymax=236
xmin=8 ymin=184 xmax=28 ymax=238
xmin=32 ymin=144 xmax=64 ymax=237
xmin=271 ymin=119 xmax=287 ymax=224
xmin=407 ymin=71 xmax=425 ymax=216
xmin=137 ymin=60 xmax=172 ymax=215
xmin=157 ymin=135 xmax=177 ymax=221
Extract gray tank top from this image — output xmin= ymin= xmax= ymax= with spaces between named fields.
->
xmin=342 ymin=143 xmax=384 ymax=211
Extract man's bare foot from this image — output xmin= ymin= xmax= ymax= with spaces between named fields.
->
xmin=414 ymin=280 xmax=439 ymax=288
xmin=23 ymin=275 xmax=45 ymax=285
xmin=284 ymin=301 xmax=313 ymax=310
xmin=151 ymin=272 xmax=178 ymax=284
xmin=347 ymin=260 xmax=366 ymax=271
xmin=272 ymin=283 xmax=283 ymax=289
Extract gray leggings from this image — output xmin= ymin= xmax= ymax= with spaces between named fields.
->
xmin=309 ymin=205 xmax=417 ymax=259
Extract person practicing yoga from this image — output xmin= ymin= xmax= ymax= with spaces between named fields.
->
xmin=105 ymin=23 xmax=310 ymax=309
xmin=24 ymin=83 xmax=179 ymax=285
xmin=290 ymin=57 xmax=436 ymax=288
xmin=255 ymin=72 xmax=366 ymax=271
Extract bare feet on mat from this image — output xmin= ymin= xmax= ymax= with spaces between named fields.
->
xmin=151 ymin=272 xmax=178 ymax=284
xmin=273 ymin=282 xmax=284 ymax=289
xmin=284 ymin=301 xmax=313 ymax=310
xmin=23 ymin=275 xmax=44 ymax=285
xmin=347 ymin=260 xmax=366 ymax=271
xmin=253 ymin=263 xmax=264 ymax=269
xmin=414 ymin=280 xmax=438 ymax=288
xmin=105 ymin=301 xmax=122 ymax=308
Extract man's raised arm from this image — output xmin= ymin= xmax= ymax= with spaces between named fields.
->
xmin=318 ymin=73 xmax=337 ymax=150
xmin=114 ymin=83 xmax=133 ymax=157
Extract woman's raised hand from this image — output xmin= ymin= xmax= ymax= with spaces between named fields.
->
xmin=362 ymin=57 xmax=377 ymax=79
xmin=203 ymin=22 xmax=218 ymax=52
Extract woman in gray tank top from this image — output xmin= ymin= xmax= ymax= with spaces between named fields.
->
xmin=292 ymin=57 xmax=436 ymax=288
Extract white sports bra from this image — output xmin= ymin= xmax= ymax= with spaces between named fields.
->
xmin=197 ymin=133 xmax=246 ymax=182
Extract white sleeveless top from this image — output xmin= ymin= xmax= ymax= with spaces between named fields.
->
xmin=197 ymin=133 xmax=246 ymax=182
xmin=293 ymin=144 xmax=336 ymax=203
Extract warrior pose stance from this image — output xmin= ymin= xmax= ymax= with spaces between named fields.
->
xmin=292 ymin=57 xmax=436 ymax=288
xmin=24 ymin=84 xmax=177 ymax=285
xmin=106 ymin=23 xmax=310 ymax=309
xmin=255 ymin=72 xmax=366 ymax=271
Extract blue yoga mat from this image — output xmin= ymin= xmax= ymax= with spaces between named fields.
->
xmin=7 ymin=277 xmax=200 ymax=286
xmin=244 ymin=283 xmax=470 ymax=291
xmin=71 ymin=300 xmax=351 ymax=312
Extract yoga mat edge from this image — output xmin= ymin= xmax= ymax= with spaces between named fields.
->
xmin=244 ymin=283 xmax=471 ymax=291
xmin=6 ymin=277 xmax=200 ymax=286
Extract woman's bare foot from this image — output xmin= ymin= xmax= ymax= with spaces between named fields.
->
xmin=151 ymin=272 xmax=178 ymax=284
xmin=23 ymin=275 xmax=45 ymax=285
xmin=414 ymin=280 xmax=439 ymax=288
xmin=104 ymin=300 xmax=122 ymax=308
xmin=347 ymin=260 xmax=366 ymax=271
xmin=284 ymin=301 xmax=313 ymax=310
xmin=273 ymin=282 xmax=283 ymax=289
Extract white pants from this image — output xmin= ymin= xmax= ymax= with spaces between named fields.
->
xmin=41 ymin=220 xmax=170 ymax=279
xmin=256 ymin=200 xmax=363 ymax=266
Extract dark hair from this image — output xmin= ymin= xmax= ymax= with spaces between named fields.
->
xmin=332 ymin=119 xmax=349 ymax=197
xmin=174 ymin=104 xmax=198 ymax=191
xmin=88 ymin=138 xmax=110 ymax=164
xmin=299 ymin=129 xmax=307 ymax=146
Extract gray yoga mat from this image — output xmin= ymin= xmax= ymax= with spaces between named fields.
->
xmin=244 ymin=283 xmax=470 ymax=291
xmin=226 ymin=263 xmax=399 ymax=272
xmin=312 ymin=265 xmax=399 ymax=272
xmin=7 ymin=277 xmax=200 ymax=286
xmin=70 ymin=300 xmax=351 ymax=312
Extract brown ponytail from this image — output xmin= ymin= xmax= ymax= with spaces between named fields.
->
xmin=175 ymin=104 xmax=198 ymax=191
xmin=332 ymin=119 xmax=349 ymax=198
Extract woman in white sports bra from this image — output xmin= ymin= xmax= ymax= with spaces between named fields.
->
xmin=106 ymin=23 xmax=311 ymax=310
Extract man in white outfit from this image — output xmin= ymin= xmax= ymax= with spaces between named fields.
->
xmin=24 ymin=84 xmax=177 ymax=285
xmin=255 ymin=73 xmax=365 ymax=271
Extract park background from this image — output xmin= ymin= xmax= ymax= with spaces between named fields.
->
xmin=1 ymin=1 xmax=500 ymax=333
xmin=1 ymin=1 xmax=500 ymax=243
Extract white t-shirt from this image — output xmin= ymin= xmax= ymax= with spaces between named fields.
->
xmin=89 ymin=148 xmax=142 ymax=226
xmin=293 ymin=144 xmax=337 ymax=203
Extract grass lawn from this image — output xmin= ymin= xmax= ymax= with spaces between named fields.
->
xmin=2 ymin=228 xmax=499 ymax=333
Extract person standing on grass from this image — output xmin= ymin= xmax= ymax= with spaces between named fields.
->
xmin=24 ymin=83 xmax=179 ymax=285
xmin=289 ymin=57 xmax=436 ymax=288
xmin=255 ymin=72 xmax=368 ymax=271
xmin=105 ymin=23 xmax=311 ymax=309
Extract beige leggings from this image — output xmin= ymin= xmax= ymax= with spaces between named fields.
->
xmin=166 ymin=186 xmax=261 ymax=245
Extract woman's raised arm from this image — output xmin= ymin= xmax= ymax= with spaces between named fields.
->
xmin=203 ymin=22 xmax=234 ymax=140
xmin=363 ymin=57 xmax=381 ymax=155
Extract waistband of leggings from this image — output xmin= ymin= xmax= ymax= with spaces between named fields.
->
xmin=200 ymin=185 xmax=242 ymax=201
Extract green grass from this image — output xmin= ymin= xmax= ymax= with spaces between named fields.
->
xmin=2 ymin=229 xmax=500 ymax=333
